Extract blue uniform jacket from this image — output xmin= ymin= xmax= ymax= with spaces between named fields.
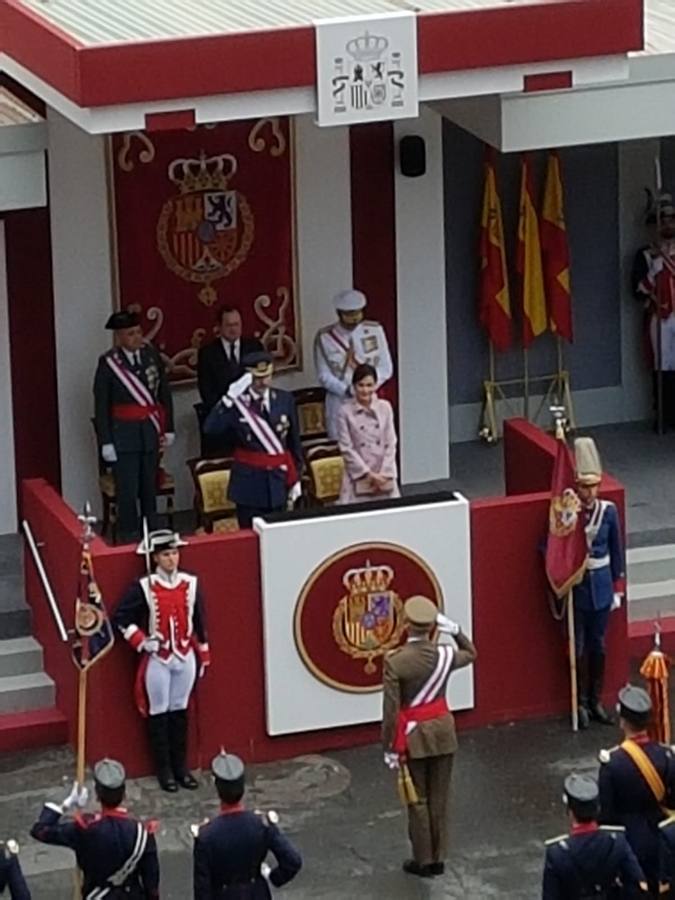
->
xmin=203 ymin=388 xmax=303 ymax=511
xmin=542 ymin=826 xmax=647 ymax=899
xmin=599 ymin=738 xmax=675 ymax=887
xmin=193 ymin=808 xmax=301 ymax=899
xmin=0 ymin=850 xmax=30 ymax=900
xmin=659 ymin=815 xmax=675 ymax=891
xmin=574 ymin=501 xmax=624 ymax=613
xmin=30 ymin=805 xmax=159 ymax=899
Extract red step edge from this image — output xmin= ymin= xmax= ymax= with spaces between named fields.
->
xmin=0 ymin=707 xmax=68 ymax=754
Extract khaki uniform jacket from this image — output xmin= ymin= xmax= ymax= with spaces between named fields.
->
xmin=382 ymin=633 xmax=477 ymax=759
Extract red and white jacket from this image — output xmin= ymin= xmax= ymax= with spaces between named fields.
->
xmin=113 ymin=571 xmax=210 ymax=667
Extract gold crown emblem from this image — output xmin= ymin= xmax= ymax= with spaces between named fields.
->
xmin=342 ymin=560 xmax=394 ymax=595
xmin=346 ymin=31 xmax=388 ymax=63
xmin=168 ymin=152 xmax=238 ymax=195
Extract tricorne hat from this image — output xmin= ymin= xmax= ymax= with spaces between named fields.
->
xmin=136 ymin=529 xmax=187 ymax=556
xmin=574 ymin=437 xmax=602 ymax=486
xmin=404 ymin=595 xmax=438 ymax=627
xmin=243 ymin=350 xmax=274 ymax=378
xmin=334 ymin=289 xmax=367 ymax=313
xmin=105 ymin=310 xmax=140 ymax=331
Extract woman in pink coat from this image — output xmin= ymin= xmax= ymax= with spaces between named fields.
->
xmin=336 ymin=363 xmax=400 ymax=504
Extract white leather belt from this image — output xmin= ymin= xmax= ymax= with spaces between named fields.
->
xmin=587 ymin=555 xmax=610 ymax=571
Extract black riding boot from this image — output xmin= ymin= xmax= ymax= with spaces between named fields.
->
xmin=589 ymin=651 xmax=614 ymax=725
xmin=577 ymin=654 xmax=590 ymax=730
xmin=147 ymin=713 xmax=178 ymax=792
xmin=168 ymin=709 xmax=199 ymax=789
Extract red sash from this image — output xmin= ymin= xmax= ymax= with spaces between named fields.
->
xmin=234 ymin=448 xmax=298 ymax=488
xmin=393 ymin=697 xmax=449 ymax=755
xmin=112 ymin=403 xmax=162 ymax=423
xmin=105 ymin=352 xmax=162 ymax=434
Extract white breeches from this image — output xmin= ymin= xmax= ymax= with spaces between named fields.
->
xmin=650 ymin=313 xmax=675 ymax=370
xmin=145 ymin=650 xmax=196 ymax=715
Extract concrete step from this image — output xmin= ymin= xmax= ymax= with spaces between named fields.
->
xmin=627 ymin=544 xmax=675 ymax=586
xmin=0 ymin=607 xmax=32 ymax=640
xmin=0 ymin=671 xmax=55 ymax=714
xmin=0 ymin=637 xmax=43 ymax=677
xmin=627 ymin=578 xmax=675 ymax=622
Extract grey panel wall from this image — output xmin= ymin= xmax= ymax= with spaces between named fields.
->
xmin=443 ymin=120 xmax=622 ymax=406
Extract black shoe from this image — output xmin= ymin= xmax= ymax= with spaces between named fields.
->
xmin=428 ymin=863 xmax=445 ymax=876
xmin=589 ymin=702 xmax=614 ymax=725
xmin=148 ymin=714 xmax=177 ymax=793
xmin=168 ymin=709 xmax=196 ymax=788
xmin=578 ymin=706 xmax=590 ymax=730
xmin=176 ymin=772 xmax=199 ymax=790
xmin=589 ymin=652 xmax=613 ymax=725
xmin=402 ymin=860 xmax=434 ymax=878
xmin=158 ymin=771 xmax=178 ymax=793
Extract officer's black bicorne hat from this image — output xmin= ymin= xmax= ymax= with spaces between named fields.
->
xmin=211 ymin=751 xmax=245 ymax=789
xmin=617 ymin=685 xmax=652 ymax=727
xmin=563 ymin=774 xmax=599 ymax=819
xmin=105 ymin=310 xmax=140 ymax=331
xmin=94 ymin=758 xmax=126 ymax=790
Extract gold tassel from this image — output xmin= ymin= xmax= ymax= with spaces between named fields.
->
xmin=397 ymin=761 xmax=419 ymax=806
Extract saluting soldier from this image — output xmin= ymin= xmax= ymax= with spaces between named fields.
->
xmin=313 ymin=289 xmax=393 ymax=440
xmin=542 ymin=774 xmax=648 ymax=899
xmin=381 ymin=596 xmax=477 ymax=878
xmin=573 ymin=438 xmax=625 ymax=729
xmin=193 ymin=751 xmax=302 ymax=898
xmin=599 ymin=686 xmax=675 ymax=895
xmin=93 ymin=311 xmax=174 ymax=544
xmin=203 ymin=351 xmax=303 ymax=528
xmin=0 ymin=839 xmax=30 ymax=899
xmin=30 ymin=758 xmax=160 ymax=899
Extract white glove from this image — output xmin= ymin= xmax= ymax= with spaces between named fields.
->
xmin=62 ymin=782 xmax=89 ymax=812
xmin=228 ymin=372 xmax=252 ymax=400
xmin=384 ymin=751 xmax=400 ymax=770
xmin=261 ymin=862 xmax=272 ymax=882
xmin=611 ymin=592 xmax=623 ymax=611
xmin=141 ymin=637 xmax=160 ymax=654
xmin=101 ymin=444 xmax=117 ymax=464
xmin=287 ymin=482 xmax=302 ymax=506
xmin=163 ymin=432 xmax=175 ymax=447
xmin=436 ymin=612 xmax=460 ymax=636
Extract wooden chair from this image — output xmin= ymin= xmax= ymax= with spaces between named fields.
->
xmin=292 ymin=387 xmax=334 ymax=450
xmin=187 ymin=457 xmax=239 ymax=533
xmin=305 ymin=444 xmax=345 ymax=507
xmin=91 ymin=421 xmax=175 ymax=541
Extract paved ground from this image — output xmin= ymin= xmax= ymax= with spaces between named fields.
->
xmin=2 ymin=714 xmax=619 ymax=899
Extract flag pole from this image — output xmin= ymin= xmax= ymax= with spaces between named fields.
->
xmin=76 ymin=669 xmax=88 ymax=785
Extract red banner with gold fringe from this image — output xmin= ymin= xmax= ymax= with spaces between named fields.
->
xmin=110 ymin=119 xmax=298 ymax=383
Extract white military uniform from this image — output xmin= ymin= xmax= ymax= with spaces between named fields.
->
xmin=314 ymin=314 xmax=393 ymax=439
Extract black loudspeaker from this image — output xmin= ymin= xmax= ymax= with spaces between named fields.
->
xmin=399 ymin=135 xmax=426 ymax=178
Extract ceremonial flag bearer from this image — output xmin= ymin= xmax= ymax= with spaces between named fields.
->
xmin=30 ymin=758 xmax=159 ymax=899
xmin=113 ymin=530 xmax=210 ymax=792
xmin=193 ymin=751 xmax=302 ymax=898
xmin=542 ymin=774 xmax=647 ymax=898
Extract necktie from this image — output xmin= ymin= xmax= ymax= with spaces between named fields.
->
xmin=134 ymin=352 xmax=141 ymax=369
xmin=229 ymin=343 xmax=236 ymax=364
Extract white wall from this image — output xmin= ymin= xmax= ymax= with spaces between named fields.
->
xmin=395 ymin=107 xmax=450 ymax=483
xmin=0 ymin=221 xmax=17 ymax=534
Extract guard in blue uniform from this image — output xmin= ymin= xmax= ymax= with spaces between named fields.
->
xmin=203 ymin=351 xmax=303 ymax=528
xmin=0 ymin=840 xmax=30 ymax=899
xmin=30 ymin=758 xmax=160 ymax=899
xmin=193 ymin=751 xmax=302 ymax=898
xmin=573 ymin=438 xmax=625 ymax=729
xmin=599 ymin=686 xmax=675 ymax=895
xmin=543 ymin=773 xmax=647 ymax=899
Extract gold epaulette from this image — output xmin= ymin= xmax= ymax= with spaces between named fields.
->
xmin=544 ymin=834 xmax=569 ymax=847
xmin=599 ymin=746 xmax=618 ymax=764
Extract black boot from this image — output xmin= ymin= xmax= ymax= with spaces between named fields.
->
xmin=168 ymin=709 xmax=199 ymax=790
xmin=589 ymin=651 xmax=614 ymax=725
xmin=577 ymin=654 xmax=590 ymax=730
xmin=147 ymin=713 xmax=178 ymax=792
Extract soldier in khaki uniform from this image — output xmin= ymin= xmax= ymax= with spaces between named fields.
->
xmin=382 ymin=595 xmax=477 ymax=878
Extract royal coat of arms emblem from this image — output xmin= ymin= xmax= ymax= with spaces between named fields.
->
xmin=156 ymin=152 xmax=254 ymax=307
xmin=332 ymin=560 xmax=404 ymax=674
xmin=549 ymin=487 xmax=582 ymax=537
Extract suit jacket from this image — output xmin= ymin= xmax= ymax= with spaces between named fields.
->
xmin=382 ymin=633 xmax=477 ymax=759
xmin=203 ymin=387 xmax=303 ymax=511
xmin=197 ymin=337 xmax=264 ymax=413
xmin=93 ymin=344 xmax=173 ymax=454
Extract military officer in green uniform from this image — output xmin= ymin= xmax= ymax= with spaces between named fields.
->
xmin=93 ymin=311 xmax=174 ymax=544
xmin=382 ymin=595 xmax=478 ymax=878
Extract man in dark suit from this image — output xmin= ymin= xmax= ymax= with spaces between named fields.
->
xmin=203 ymin=351 xmax=303 ymax=528
xmin=197 ymin=307 xmax=264 ymax=414
xmin=93 ymin=311 xmax=174 ymax=544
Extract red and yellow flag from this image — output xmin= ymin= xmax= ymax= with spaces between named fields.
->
xmin=517 ymin=154 xmax=547 ymax=348
xmin=541 ymin=152 xmax=573 ymax=342
xmin=478 ymin=147 xmax=512 ymax=352
xmin=545 ymin=438 xmax=587 ymax=598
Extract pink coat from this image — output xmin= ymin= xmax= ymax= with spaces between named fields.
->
xmin=336 ymin=397 xmax=400 ymax=504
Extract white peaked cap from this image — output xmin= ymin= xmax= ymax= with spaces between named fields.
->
xmin=574 ymin=437 xmax=603 ymax=485
xmin=334 ymin=289 xmax=367 ymax=312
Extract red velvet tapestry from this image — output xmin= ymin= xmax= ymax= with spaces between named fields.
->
xmin=110 ymin=119 xmax=298 ymax=383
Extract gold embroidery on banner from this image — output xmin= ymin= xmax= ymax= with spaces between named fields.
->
xmin=254 ymin=287 xmax=297 ymax=366
xmin=117 ymin=132 xmax=156 ymax=172
xmin=248 ymin=118 xmax=287 ymax=157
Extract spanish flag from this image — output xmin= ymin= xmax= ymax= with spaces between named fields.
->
xmin=541 ymin=152 xmax=573 ymax=342
xmin=517 ymin=154 xmax=547 ymax=348
xmin=478 ymin=147 xmax=512 ymax=352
